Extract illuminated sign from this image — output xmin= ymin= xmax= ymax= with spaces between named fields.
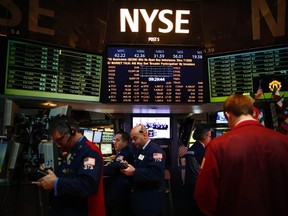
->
xmin=120 ymin=9 xmax=190 ymax=33
xmin=269 ymin=80 xmax=282 ymax=92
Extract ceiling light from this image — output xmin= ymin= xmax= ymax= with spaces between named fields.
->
xmin=42 ymin=102 xmax=58 ymax=107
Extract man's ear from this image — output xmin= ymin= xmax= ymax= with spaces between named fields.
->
xmin=224 ymin=112 xmax=230 ymax=120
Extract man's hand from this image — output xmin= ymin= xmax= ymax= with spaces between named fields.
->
xmin=120 ymin=164 xmax=135 ymax=176
xmin=37 ymin=170 xmax=57 ymax=190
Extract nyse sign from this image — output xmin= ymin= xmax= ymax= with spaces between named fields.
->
xmin=0 ymin=0 xmax=288 ymax=51
xmin=120 ymin=9 xmax=190 ymax=33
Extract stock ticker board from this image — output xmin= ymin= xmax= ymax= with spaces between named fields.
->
xmin=208 ymin=45 xmax=288 ymax=102
xmin=4 ymin=38 xmax=102 ymax=102
xmin=103 ymin=45 xmax=208 ymax=103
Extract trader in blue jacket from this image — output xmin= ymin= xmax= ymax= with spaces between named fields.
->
xmin=121 ymin=124 xmax=166 ymax=216
xmin=104 ymin=131 xmax=134 ymax=216
xmin=184 ymin=124 xmax=212 ymax=215
xmin=37 ymin=115 xmax=106 ymax=216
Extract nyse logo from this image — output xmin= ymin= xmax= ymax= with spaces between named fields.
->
xmin=120 ymin=8 xmax=190 ymax=34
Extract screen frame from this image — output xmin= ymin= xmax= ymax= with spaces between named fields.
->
xmin=131 ymin=115 xmax=172 ymax=139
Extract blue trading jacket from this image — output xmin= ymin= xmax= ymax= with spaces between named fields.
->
xmin=185 ymin=141 xmax=206 ymax=185
xmin=50 ymin=136 xmax=105 ymax=216
xmin=131 ymin=140 xmax=166 ymax=216
xmin=103 ymin=145 xmax=134 ymax=208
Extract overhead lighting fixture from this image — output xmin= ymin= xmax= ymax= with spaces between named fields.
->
xmin=42 ymin=102 xmax=58 ymax=107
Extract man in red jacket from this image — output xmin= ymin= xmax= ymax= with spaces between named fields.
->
xmin=195 ymin=94 xmax=288 ymax=216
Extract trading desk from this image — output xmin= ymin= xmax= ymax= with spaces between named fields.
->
xmin=0 ymin=180 xmax=49 ymax=216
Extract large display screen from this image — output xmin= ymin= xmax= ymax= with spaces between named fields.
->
xmin=102 ymin=45 xmax=208 ymax=103
xmin=4 ymin=38 xmax=102 ymax=102
xmin=132 ymin=116 xmax=171 ymax=139
xmin=208 ymin=45 xmax=288 ymax=102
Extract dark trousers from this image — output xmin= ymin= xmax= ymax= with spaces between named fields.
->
xmin=183 ymin=183 xmax=204 ymax=216
xmin=107 ymin=207 xmax=132 ymax=216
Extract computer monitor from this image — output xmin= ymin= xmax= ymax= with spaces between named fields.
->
xmin=100 ymin=143 xmax=113 ymax=155
xmin=216 ymin=111 xmax=228 ymax=124
xmin=93 ymin=131 xmax=102 ymax=143
xmin=132 ymin=116 xmax=171 ymax=139
xmin=101 ymin=132 xmax=114 ymax=143
xmin=83 ymin=129 xmax=94 ymax=142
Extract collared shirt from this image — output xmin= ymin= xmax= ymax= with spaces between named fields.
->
xmin=142 ymin=139 xmax=151 ymax=150
xmin=235 ymin=117 xmax=257 ymax=127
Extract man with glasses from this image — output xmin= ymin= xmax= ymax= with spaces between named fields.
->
xmin=37 ymin=115 xmax=106 ymax=216
xmin=121 ymin=124 xmax=166 ymax=216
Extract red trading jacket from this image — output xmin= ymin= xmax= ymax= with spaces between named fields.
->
xmin=195 ymin=120 xmax=288 ymax=216
xmin=88 ymin=141 xmax=106 ymax=216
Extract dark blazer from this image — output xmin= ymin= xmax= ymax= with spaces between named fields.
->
xmin=184 ymin=141 xmax=206 ymax=216
xmin=103 ymin=145 xmax=134 ymax=209
xmin=185 ymin=141 xmax=206 ymax=185
xmin=50 ymin=137 xmax=105 ymax=216
xmin=131 ymin=140 xmax=166 ymax=216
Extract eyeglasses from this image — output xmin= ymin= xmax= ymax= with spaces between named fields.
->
xmin=54 ymin=133 xmax=66 ymax=144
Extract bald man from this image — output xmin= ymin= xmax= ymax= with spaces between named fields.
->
xmin=121 ymin=124 xmax=166 ymax=216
